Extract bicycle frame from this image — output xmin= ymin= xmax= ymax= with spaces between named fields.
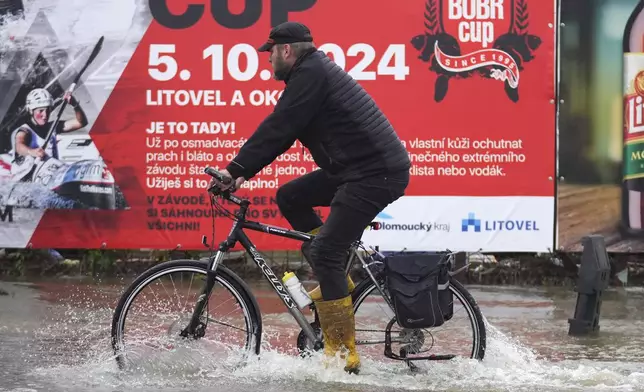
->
xmin=108 ymin=168 xmax=486 ymax=370
xmin=181 ymin=189 xmax=368 ymax=350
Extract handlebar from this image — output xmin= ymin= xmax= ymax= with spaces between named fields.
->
xmin=204 ymin=166 xmax=232 ymax=185
xmin=204 ymin=166 xmax=245 ymax=206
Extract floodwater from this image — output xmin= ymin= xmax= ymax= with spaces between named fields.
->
xmin=1 ymin=275 xmax=644 ymax=392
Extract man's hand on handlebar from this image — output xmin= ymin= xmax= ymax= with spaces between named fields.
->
xmin=207 ymin=168 xmax=246 ymax=193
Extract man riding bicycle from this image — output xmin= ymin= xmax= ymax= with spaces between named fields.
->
xmin=211 ymin=21 xmax=411 ymax=374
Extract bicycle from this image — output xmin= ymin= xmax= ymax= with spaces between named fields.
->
xmin=110 ymin=167 xmax=487 ymax=372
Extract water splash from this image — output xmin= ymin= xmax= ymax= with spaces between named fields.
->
xmin=28 ymin=313 xmax=644 ymax=392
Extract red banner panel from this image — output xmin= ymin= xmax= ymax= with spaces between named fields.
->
xmin=0 ymin=0 xmax=557 ymax=252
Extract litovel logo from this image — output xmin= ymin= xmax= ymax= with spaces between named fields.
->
xmin=461 ymin=212 xmax=539 ymax=232
xmin=461 ymin=212 xmax=481 ymax=232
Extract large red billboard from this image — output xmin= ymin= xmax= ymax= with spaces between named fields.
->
xmin=0 ymin=0 xmax=557 ymax=252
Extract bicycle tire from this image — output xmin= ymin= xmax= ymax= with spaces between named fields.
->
xmin=110 ymin=259 xmax=263 ymax=369
xmin=351 ymin=272 xmax=486 ymax=360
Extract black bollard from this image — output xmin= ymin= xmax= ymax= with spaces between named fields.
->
xmin=567 ymin=235 xmax=611 ymax=336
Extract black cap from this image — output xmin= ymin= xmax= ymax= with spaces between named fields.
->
xmin=257 ymin=22 xmax=313 ymax=52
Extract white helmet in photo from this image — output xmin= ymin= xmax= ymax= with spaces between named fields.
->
xmin=25 ymin=88 xmax=53 ymax=112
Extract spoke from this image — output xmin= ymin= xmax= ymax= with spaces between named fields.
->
xmin=205 ymin=316 xmax=248 ymax=334
xmin=183 ymin=273 xmax=195 ymax=312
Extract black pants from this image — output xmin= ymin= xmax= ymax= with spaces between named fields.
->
xmin=276 ymin=169 xmax=409 ymax=301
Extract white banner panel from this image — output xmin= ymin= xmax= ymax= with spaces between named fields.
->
xmin=361 ymin=196 xmax=555 ymax=252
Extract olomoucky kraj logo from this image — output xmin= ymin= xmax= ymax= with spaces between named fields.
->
xmin=411 ymin=0 xmax=542 ymax=103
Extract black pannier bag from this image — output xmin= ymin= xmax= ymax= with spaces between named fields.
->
xmin=384 ymin=252 xmax=453 ymax=329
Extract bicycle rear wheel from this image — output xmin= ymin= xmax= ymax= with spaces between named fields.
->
xmin=351 ymin=271 xmax=486 ymax=362
xmin=111 ymin=259 xmax=262 ymax=370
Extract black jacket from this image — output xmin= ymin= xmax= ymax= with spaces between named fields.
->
xmin=226 ymin=48 xmax=411 ymax=182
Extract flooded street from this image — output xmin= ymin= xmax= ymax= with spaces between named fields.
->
xmin=1 ymin=276 xmax=644 ymax=392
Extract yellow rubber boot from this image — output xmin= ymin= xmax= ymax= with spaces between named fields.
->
xmin=314 ymin=295 xmax=361 ymax=374
xmin=308 ymin=276 xmax=355 ymax=302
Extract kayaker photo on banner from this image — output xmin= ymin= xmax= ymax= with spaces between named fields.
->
xmin=0 ymin=34 xmax=128 ymax=212
xmin=9 ymin=87 xmax=89 ymax=182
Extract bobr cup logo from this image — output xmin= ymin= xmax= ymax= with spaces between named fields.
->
xmin=410 ymin=0 xmax=542 ymax=103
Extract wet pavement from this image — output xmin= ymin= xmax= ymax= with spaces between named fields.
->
xmin=1 ymin=276 xmax=644 ymax=392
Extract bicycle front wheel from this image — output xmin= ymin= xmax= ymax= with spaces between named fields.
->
xmin=110 ymin=259 xmax=262 ymax=371
xmin=351 ymin=272 xmax=486 ymax=362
